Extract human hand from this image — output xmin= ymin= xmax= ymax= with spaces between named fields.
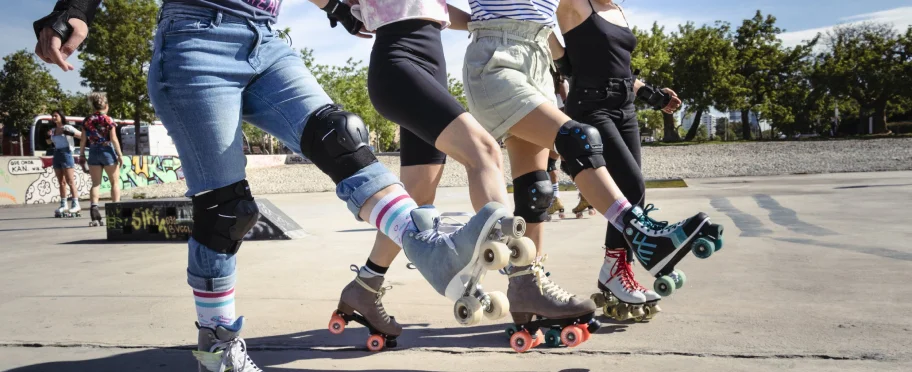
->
xmin=661 ymin=88 xmax=682 ymax=114
xmin=35 ymin=18 xmax=87 ymax=71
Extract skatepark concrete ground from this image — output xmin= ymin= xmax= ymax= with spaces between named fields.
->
xmin=1 ymin=171 xmax=910 ymax=371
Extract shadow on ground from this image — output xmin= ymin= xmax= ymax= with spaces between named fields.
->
xmin=6 ymin=321 xmax=618 ymax=371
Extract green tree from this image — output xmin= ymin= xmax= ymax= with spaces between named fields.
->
xmin=761 ymin=37 xmax=819 ymax=136
xmin=57 ymin=91 xmax=91 ymax=118
xmin=669 ymin=21 xmax=736 ymax=141
xmin=79 ymin=0 xmax=158 ymax=154
xmin=0 ymin=50 xmax=60 ymax=155
xmin=727 ymin=11 xmax=786 ymax=140
xmin=632 ymin=23 xmax=680 ymax=141
xmin=813 ymin=23 xmax=912 ymax=134
xmin=637 ymin=109 xmax=664 ymax=139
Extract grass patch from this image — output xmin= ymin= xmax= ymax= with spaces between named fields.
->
xmin=506 ymin=179 xmax=687 ymax=193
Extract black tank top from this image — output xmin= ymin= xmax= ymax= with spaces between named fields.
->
xmin=563 ymin=0 xmax=637 ymax=82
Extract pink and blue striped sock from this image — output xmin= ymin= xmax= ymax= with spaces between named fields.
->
xmin=369 ymin=190 xmax=419 ymax=247
xmin=193 ymin=287 xmax=236 ymax=329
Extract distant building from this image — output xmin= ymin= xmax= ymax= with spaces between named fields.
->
xmin=681 ymin=112 xmax=714 ymax=137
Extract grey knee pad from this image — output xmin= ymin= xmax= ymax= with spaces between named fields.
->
xmin=191 ymin=180 xmax=260 ymax=255
xmin=554 ymin=120 xmax=607 ymax=179
xmin=300 ymin=104 xmax=377 ymax=184
xmin=513 ymin=171 xmax=553 ymax=223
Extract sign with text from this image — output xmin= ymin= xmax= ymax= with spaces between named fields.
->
xmin=8 ymin=159 xmax=43 ymax=175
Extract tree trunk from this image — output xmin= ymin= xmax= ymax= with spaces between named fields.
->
xmin=873 ymin=99 xmax=888 ymax=134
xmin=134 ymin=99 xmax=142 ymax=156
xmin=662 ymin=112 xmax=681 ymax=142
xmin=18 ymin=130 xmax=24 ymax=156
xmin=684 ymin=109 xmax=704 ymax=141
xmin=741 ymin=109 xmax=752 ymax=140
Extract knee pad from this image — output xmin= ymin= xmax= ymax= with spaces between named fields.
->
xmin=300 ymin=104 xmax=377 ymax=184
xmin=513 ymin=171 xmax=553 ymax=223
xmin=546 ymin=157 xmax=557 ymax=173
xmin=191 ymin=180 xmax=260 ymax=255
xmin=553 ymin=120 xmax=607 ymax=179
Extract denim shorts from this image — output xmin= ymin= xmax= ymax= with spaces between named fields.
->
xmin=88 ymin=145 xmax=117 ymax=166
xmin=52 ymin=148 xmax=74 ymax=169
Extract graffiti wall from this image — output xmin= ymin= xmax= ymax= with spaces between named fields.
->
xmin=0 ymin=156 xmax=184 ymax=205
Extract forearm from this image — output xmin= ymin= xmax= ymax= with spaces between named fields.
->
xmin=634 ymin=79 xmax=645 ymax=95
xmin=447 ymin=5 xmax=471 ymax=31
xmin=309 ymin=0 xmax=330 ymax=8
xmin=549 ymin=32 xmax=565 ymax=59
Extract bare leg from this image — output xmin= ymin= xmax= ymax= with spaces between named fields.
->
xmin=507 ymin=103 xmax=626 ymax=214
xmin=64 ymin=168 xmax=78 ymax=200
xmin=54 ymin=168 xmax=66 ymax=199
xmin=434 ymin=113 xmax=508 ymax=210
xmin=103 ymin=164 xmax=120 ymax=202
xmin=368 ymin=164 xmax=444 ymax=267
xmin=504 ymin=137 xmax=549 ymax=257
xmin=89 ymin=166 xmax=103 ymax=204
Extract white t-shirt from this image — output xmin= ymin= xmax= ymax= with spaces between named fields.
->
xmin=50 ymin=125 xmax=79 ymax=151
xmin=352 ymin=0 xmax=450 ymax=31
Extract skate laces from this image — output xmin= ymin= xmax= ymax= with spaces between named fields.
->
xmin=509 ymin=256 xmax=573 ymax=302
xmin=414 ymin=217 xmax=456 ymax=250
xmin=350 ymin=265 xmax=394 ymax=323
xmin=639 ymin=204 xmax=670 ymax=231
xmin=209 ymin=337 xmax=261 ymax=372
xmin=606 ymin=249 xmax=639 ymax=293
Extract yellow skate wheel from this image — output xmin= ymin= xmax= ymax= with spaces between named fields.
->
xmin=484 ymin=291 xmax=509 ymax=320
xmin=454 ymin=296 xmax=483 ymax=326
xmin=481 ymin=241 xmax=510 ymax=270
xmin=590 ymin=292 xmax=607 ymax=307
xmin=508 ymin=237 xmax=536 ymax=266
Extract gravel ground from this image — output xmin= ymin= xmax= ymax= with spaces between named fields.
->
xmin=122 ymin=138 xmax=912 ymax=199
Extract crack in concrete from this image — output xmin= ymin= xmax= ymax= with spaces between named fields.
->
xmin=0 ymin=342 xmax=891 ymax=362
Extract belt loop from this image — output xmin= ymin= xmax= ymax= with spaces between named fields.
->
xmin=214 ymin=10 xmax=223 ymax=27
xmin=502 ymin=31 xmax=507 ymax=44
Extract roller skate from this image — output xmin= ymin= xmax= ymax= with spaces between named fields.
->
xmin=88 ymin=205 xmax=104 ymax=226
xmin=504 ymin=256 xmax=600 ymax=353
xmin=192 ymin=317 xmax=262 ymax=372
xmin=54 ymin=201 xmax=67 ymax=218
xmin=328 ymin=265 xmax=402 ymax=351
xmin=590 ymin=248 xmax=652 ymax=321
xmin=545 ymin=197 xmax=565 ymax=221
xmin=572 ymin=193 xmax=597 ymax=219
xmin=64 ymin=198 xmax=81 ymax=218
xmin=401 ymin=202 xmax=536 ymax=326
xmin=622 ymin=204 xmax=724 ymax=297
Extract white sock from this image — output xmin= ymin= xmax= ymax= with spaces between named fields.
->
xmin=368 ymin=190 xmax=418 ymax=247
xmin=193 ymin=287 xmax=236 ymax=329
xmin=605 ymin=198 xmax=633 ymax=231
xmin=552 ymin=183 xmax=560 ymax=198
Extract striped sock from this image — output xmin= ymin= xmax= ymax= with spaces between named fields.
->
xmin=369 ymin=190 xmax=418 ymax=247
xmin=552 ymin=183 xmax=560 ymax=198
xmin=360 ymin=259 xmax=388 ymax=278
xmin=193 ymin=287 xmax=236 ymax=329
xmin=605 ymin=198 xmax=632 ymax=231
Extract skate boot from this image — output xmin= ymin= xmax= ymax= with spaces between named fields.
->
xmin=546 ymin=197 xmax=565 ymax=221
xmin=67 ymin=198 xmax=81 ymax=218
xmin=54 ymin=201 xmax=66 ymax=218
xmin=88 ymin=205 xmax=104 ymax=226
xmin=193 ymin=317 xmax=262 ymax=372
xmin=504 ymin=256 xmax=600 ymax=353
xmin=401 ymin=202 xmax=535 ymax=326
xmin=590 ymin=248 xmax=649 ymax=321
xmin=328 ymin=265 xmax=402 ymax=351
xmin=621 ymin=204 xmax=724 ymax=297
xmin=571 ymin=193 xmax=597 ymax=218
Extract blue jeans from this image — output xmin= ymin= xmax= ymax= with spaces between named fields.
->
xmin=148 ymin=3 xmax=399 ymax=292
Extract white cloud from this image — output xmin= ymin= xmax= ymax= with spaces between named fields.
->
xmin=778 ymin=6 xmax=912 ymax=47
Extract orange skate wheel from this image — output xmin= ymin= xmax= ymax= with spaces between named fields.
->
xmin=531 ymin=329 xmax=544 ymax=348
xmin=561 ymin=325 xmax=584 ymax=348
xmin=510 ymin=330 xmax=533 ymax=353
xmin=328 ymin=314 xmax=345 ymax=335
xmin=579 ymin=325 xmax=591 ymax=342
xmin=366 ymin=334 xmax=385 ymax=352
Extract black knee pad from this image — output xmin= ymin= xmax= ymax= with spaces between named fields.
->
xmin=546 ymin=157 xmax=557 ymax=173
xmin=300 ymin=104 xmax=377 ymax=184
xmin=513 ymin=171 xmax=553 ymax=223
xmin=192 ymin=180 xmax=260 ymax=255
xmin=553 ymin=120 xmax=607 ymax=179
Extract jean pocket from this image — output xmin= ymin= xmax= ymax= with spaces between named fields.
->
xmin=483 ymin=42 xmax=526 ymax=74
xmin=163 ymin=17 xmax=215 ymax=36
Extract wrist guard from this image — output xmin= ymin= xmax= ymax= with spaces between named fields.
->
xmin=636 ymin=85 xmax=671 ymax=110
xmin=554 ymin=54 xmax=572 ymax=79
xmin=33 ymin=0 xmax=101 ymax=42
xmin=322 ymin=0 xmax=363 ymax=35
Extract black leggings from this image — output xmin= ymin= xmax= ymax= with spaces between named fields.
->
xmin=368 ymin=19 xmax=464 ymax=166
xmin=565 ymin=78 xmax=644 ymax=249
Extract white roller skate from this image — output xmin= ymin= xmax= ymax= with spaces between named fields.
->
xmin=193 ymin=317 xmax=262 ymax=372
xmin=591 ymin=248 xmax=648 ymax=321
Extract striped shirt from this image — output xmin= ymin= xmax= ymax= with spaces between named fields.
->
xmin=469 ymin=0 xmax=558 ymax=24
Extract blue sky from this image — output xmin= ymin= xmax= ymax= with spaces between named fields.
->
xmin=3 ymin=0 xmax=911 ymax=93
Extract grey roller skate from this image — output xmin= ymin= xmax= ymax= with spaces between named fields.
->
xmin=504 ymin=257 xmax=599 ymax=353
xmin=328 ymin=265 xmax=402 ymax=351
xmin=193 ymin=317 xmax=262 ymax=372
xmin=401 ymin=202 xmax=536 ymax=326
xmin=88 ymin=205 xmax=104 ymax=226
xmin=622 ymin=204 xmax=724 ymax=297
